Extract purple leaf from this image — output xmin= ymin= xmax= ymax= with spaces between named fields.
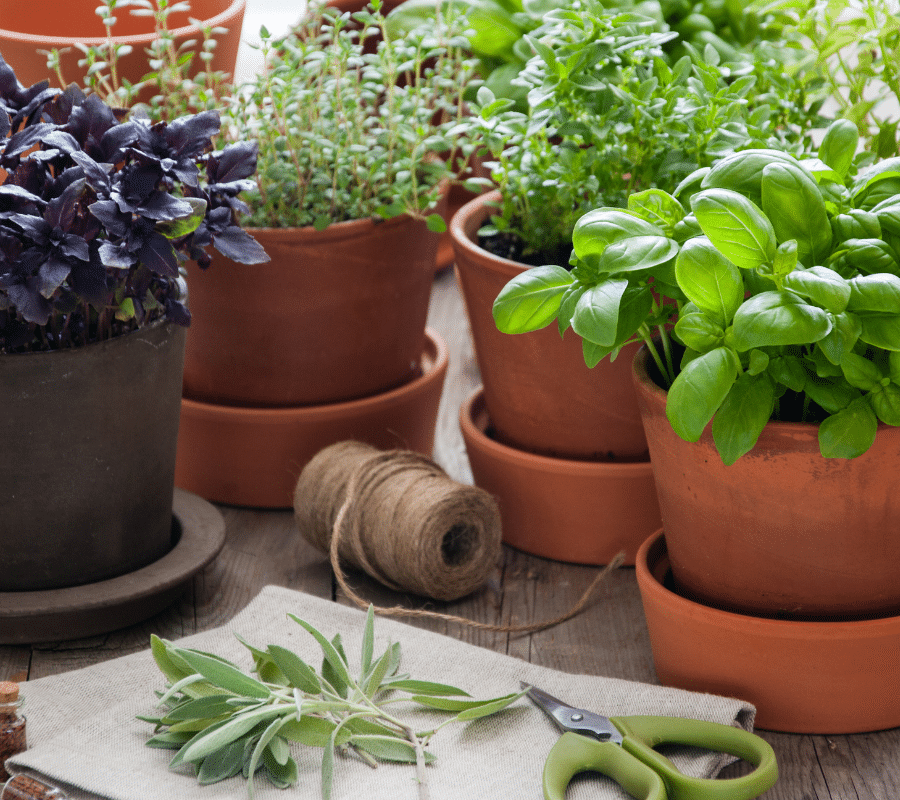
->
xmin=46 ymin=177 xmax=86 ymax=231
xmin=6 ymin=278 xmax=52 ymax=325
xmin=99 ymin=241 xmax=136 ymax=269
xmin=139 ymin=231 xmax=180 ymax=277
xmin=60 ymin=233 xmax=90 ymax=262
xmin=210 ymin=141 xmax=259 ymax=184
xmin=211 ymin=226 xmax=270 ymax=265
xmin=89 ymin=200 xmax=129 ymax=237
xmin=0 ymin=185 xmax=47 ymax=206
xmin=68 ymin=254 xmax=108 ymax=303
xmin=37 ymin=254 xmax=71 ymax=297
xmin=139 ymin=191 xmax=193 ymax=221
xmin=165 ymin=111 xmax=220 ymax=160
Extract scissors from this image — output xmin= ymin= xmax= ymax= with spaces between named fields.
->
xmin=522 ymin=683 xmax=778 ymax=800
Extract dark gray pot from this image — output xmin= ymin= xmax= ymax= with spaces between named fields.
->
xmin=0 ymin=320 xmax=187 ymax=591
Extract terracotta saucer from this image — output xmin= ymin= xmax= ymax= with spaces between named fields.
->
xmin=0 ymin=489 xmax=225 ymax=645
xmin=176 ymin=328 xmax=448 ymax=508
xmin=636 ymin=530 xmax=900 ymax=733
xmin=459 ymin=388 xmax=661 ymax=565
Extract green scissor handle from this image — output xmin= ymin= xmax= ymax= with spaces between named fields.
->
xmin=542 ymin=717 xmax=778 ymax=800
xmin=543 ymin=732 xmax=666 ymax=800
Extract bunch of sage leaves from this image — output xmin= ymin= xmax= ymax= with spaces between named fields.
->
xmin=460 ymin=0 xmax=820 ymax=264
xmin=493 ymin=119 xmax=900 ymax=464
xmin=140 ymin=607 xmax=525 ymax=800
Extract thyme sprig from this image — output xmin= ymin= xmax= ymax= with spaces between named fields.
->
xmin=141 ymin=606 xmax=525 ymax=799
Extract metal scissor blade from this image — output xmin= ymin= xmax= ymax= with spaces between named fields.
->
xmin=521 ymin=682 xmax=624 ymax=744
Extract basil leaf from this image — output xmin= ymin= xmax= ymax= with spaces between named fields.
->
xmin=492 ymin=265 xmax=574 ymax=334
xmin=858 ymin=313 xmax=900 ymax=350
xmin=711 ymin=372 xmax=776 ymax=465
xmin=674 ymin=236 xmax=743 ymax=323
xmin=594 ymin=235 xmax=680 ymax=275
xmin=872 ymin=383 xmax=900 ymax=425
xmin=767 ymin=354 xmax=806 ymax=393
xmin=782 ymin=266 xmax=850 ymax=314
xmin=701 ymin=149 xmax=798 ymax=200
xmin=691 ymin=189 xmax=776 ymax=270
xmin=847 ymin=273 xmax=900 ymax=312
xmin=841 ymin=352 xmax=882 ymax=391
xmin=666 ymin=346 xmax=740 ymax=442
xmin=761 ymin=161 xmax=832 ymax=266
xmin=571 ymin=279 xmax=628 ymax=347
xmin=627 ymin=189 xmax=685 ymax=232
xmin=817 ymin=119 xmax=858 ymax=179
xmin=819 ymin=398 xmax=879 ymax=459
xmin=731 ymin=291 xmax=832 ymax=351
xmin=817 ymin=312 xmax=862 ymax=365
xmin=572 ymin=208 xmax=664 ymax=260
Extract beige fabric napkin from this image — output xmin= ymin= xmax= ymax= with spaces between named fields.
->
xmin=7 ymin=586 xmax=756 ymax=800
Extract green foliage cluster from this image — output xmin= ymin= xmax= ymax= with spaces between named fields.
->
xmin=771 ymin=0 xmax=900 ymax=159
xmin=225 ymin=1 xmax=479 ymax=230
xmin=142 ymin=607 xmax=525 ymax=799
xmin=494 ymin=120 xmax=900 ymax=464
xmin=462 ymin=0 xmax=820 ymax=262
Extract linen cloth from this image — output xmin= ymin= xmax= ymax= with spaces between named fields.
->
xmin=7 ymin=586 xmax=756 ymax=800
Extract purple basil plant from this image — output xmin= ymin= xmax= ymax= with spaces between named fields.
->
xmin=0 ymin=55 xmax=268 ymax=353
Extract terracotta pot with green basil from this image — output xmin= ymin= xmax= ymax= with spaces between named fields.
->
xmin=452 ymin=0 xmax=817 ymax=461
xmin=182 ymin=4 xmax=478 ymax=408
xmin=498 ymin=119 xmax=900 ymax=620
xmin=0 ymin=58 xmax=266 ymax=591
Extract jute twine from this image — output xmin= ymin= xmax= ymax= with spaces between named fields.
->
xmin=294 ymin=441 xmax=624 ymax=633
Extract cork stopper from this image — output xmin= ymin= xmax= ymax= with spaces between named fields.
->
xmin=0 ymin=681 xmax=20 ymax=703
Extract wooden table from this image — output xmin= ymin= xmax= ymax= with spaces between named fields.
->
xmin=1 ymin=269 xmax=897 ymax=799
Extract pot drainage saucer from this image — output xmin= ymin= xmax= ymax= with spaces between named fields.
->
xmin=636 ymin=530 xmax=900 ymax=734
xmin=0 ymin=488 xmax=225 ymax=644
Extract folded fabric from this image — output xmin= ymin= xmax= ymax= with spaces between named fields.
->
xmin=7 ymin=586 xmax=756 ymax=800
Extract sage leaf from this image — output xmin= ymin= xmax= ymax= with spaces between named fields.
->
xmin=172 ymin=648 xmax=271 ymax=700
xmin=819 ymin=398 xmax=879 ymax=458
xmin=711 ymin=373 xmax=776 ymax=465
xmin=267 ymin=645 xmax=321 ymax=694
xmin=691 ymin=188 xmax=776 ymax=270
xmin=289 ymin=614 xmax=356 ymax=695
xmin=263 ymin=749 xmax=298 ymax=789
xmin=385 ymin=679 xmax=470 ymax=696
xmin=492 ymin=265 xmax=574 ymax=333
xmin=452 ymin=690 xmax=527 ymax=721
xmin=162 ymin=695 xmax=240 ymax=722
xmin=360 ymin=605 xmax=375 ymax=678
xmin=281 ymin=715 xmax=346 ymax=748
xmin=198 ymin=737 xmax=246 ymax=785
xmin=350 ymin=734 xmax=436 ymax=764
xmin=666 ymin=347 xmax=740 ymax=442
xmin=179 ymin=706 xmax=287 ymax=764
xmin=247 ymin=716 xmax=294 ymax=798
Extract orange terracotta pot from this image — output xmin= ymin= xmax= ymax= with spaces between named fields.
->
xmin=183 ymin=216 xmax=438 ymax=407
xmin=459 ymin=388 xmax=661 ymax=565
xmin=633 ymin=345 xmax=900 ymax=620
xmin=0 ymin=0 xmax=245 ymax=97
xmin=175 ymin=328 xmax=447 ymax=508
xmin=450 ymin=191 xmax=648 ymax=461
xmin=636 ymin=530 xmax=900 ymax=733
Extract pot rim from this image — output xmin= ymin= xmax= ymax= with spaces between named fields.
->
xmin=449 ymin=190 xmax=532 ymax=278
xmin=0 ymin=0 xmax=245 ymax=44
xmin=460 ymin=387 xmax=653 ymax=476
xmin=181 ymin=327 xmax=447 ymax=420
xmin=636 ymin=529 xmax=900 ymax=636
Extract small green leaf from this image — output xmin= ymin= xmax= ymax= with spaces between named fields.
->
xmin=711 ymin=373 xmax=776 ymax=465
xmin=572 ymin=208 xmax=664 ymax=260
xmin=179 ymin=706 xmax=286 ymax=764
xmin=731 ymin=291 xmax=832 ymax=351
xmin=666 ymin=347 xmax=740 ymax=442
xmin=349 ymin=734 xmax=435 ymax=764
xmin=674 ymin=312 xmax=724 ymax=352
xmin=384 ymin=679 xmax=470 ymax=696
xmin=818 ymin=119 xmax=858 ymax=178
xmin=594 ymin=236 xmax=679 ymax=275
xmin=156 ymin=196 xmax=207 ymax=239
xmin=818 ymin=398 xmax=878 ymax=458
xmin=267 ymin=645 xmax=321 ymax=694
xmin=841 ymin=352 xmax=882 ymax=391
xmin=360 ymin=605 xmax=375 ymax=679
xmin=571 ymin=279 xmax=628 ymax=347
xmin=627 ymin=189 xmax=686 ymax=232
xmin=163 ymin=695 xmax=241 ymax=722
xmin=492 ymin=265 xmax=574 ymax=334
xmin=289 ymin=614 xmax=356 ymax=696
xmin=674 ymin=236 xmax=743 ymax=323
xmin=197 ymin=737 xmax=246 ymax=785
xmin=425 ymin=213 xmax=446 ymax=233
xmin=782 ymin=267 xmax=850 ymax=314
xmin=452 ymin=690 xmax=526 ymax=721
xmin=761 ymin=161 xmax=832 ymax=266
xmin=281 ymin=715 xmax=346 ymax=748
xmin=872 ymin=383 xmax=900 ymax=425
xmin=692 ymin=189 xmax=776 ymax=270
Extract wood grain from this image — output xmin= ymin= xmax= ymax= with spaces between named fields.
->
xmin=1 ymin=270 xmax=896 ymax=799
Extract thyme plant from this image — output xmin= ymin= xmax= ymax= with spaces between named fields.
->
xmin=223 ymin=1 xmax=480 ymax=230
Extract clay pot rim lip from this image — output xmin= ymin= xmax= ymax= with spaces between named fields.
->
xmin=449 ymin=190 xmax=530 ymax=275
xmin=182 ymin=327 xmax=447 ymax=420
xmin=0 ymin=0 xmax=245 ymax=43
xmin=632 ymin=339 xmax=900 ymax=437
xmin=637 ymin=529 xmax=900 ymax=636
xmin=460 ymin=386 xmax=654 ymax=476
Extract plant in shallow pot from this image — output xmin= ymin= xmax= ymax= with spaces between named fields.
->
xmin=0 ymin=56 xmax=265 ymax=592
xmin=497 ymin=118 xmax=900 ymax=620
xmin=174 ymin=1 xmax=480 ymax=507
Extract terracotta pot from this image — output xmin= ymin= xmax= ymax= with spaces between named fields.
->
xmin=0 ymin=0 xmax=245 ymax=99
xmin=636 ymin=530 xmax=900 ymax=733
xmin=633 ymin=345 xmax=900 ymax=620
xmin=450 ymin=191 xmax=648 ymax=461
xmin=459 ymin=388 xmax=661 ymax=565
xmin=0 ymin=320 xmax=185 ymax=591
xmin=176 ymin=328 xmax=448 ymax=508
xmin=183 ymin=216 xmax=439 ymax=407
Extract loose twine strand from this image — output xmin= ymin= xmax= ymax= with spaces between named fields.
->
xmin=295 ymin=441 xmax=625 ymax=634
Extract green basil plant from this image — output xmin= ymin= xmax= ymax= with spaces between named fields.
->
xmin=493 ymin=119 xmax=900 ymax=464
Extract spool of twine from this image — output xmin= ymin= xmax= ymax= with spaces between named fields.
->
xmin=294 ymin=441 xmax=624 ymax=633
xmin=294 ymin=441 xmax=502 ymax=602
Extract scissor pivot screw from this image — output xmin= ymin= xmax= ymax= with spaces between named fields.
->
xmin=570 ymin=713 xmax=583 ymax=721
